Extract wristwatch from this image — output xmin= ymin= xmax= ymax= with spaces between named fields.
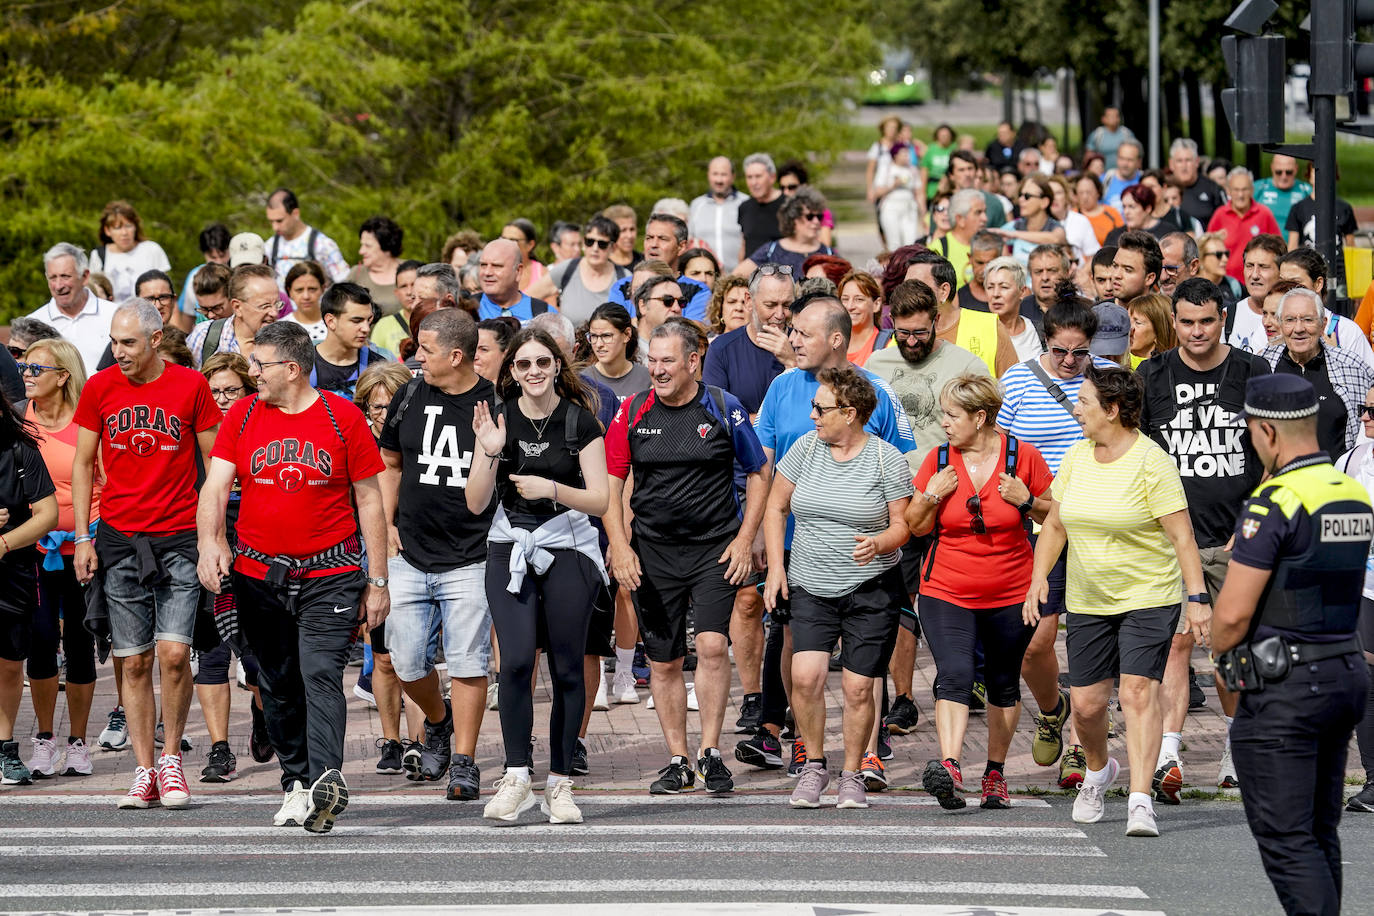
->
xmin=1187 ymin=592 xmax=1211 ymax=605
xmin=1016 ymin=495 xmax=1034 ymax=515
xmin=367 ymin=576 xmax=389 ymax=588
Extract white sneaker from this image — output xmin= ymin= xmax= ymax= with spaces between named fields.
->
xmin=541 ymin=777 xmax=583 ymax=824
xmin=687 ymin=682 xmax=699 ymax=712
xmin=486 ymin=682 xmax=500 ymax=711
xmin=26 ymin=736 xmax=60 ymax=778
xmin=1218 ymin=745 xmax=1239 ymax=788
xmin=98 ymin=707 xmax=129 ymax=751
xmin=484 ymin=772 xmax=536 ymax=822
xmin=611 ymin=670 xmax=640 ymax=704
xmin=593 ymin=667 xmax=609 ymax=711
xmin=1126 ymin=802 xmax=1160 ymax=837
xmin=1072 ymin=757 xmax=1119 ymax=824
xmin=273 ymin=780 xmax=311 ymax=826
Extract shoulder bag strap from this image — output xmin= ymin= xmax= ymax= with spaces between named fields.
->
xmin=1025 ymin=358 xmax=1079 ymax=420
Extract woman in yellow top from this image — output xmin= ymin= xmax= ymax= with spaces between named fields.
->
xmin=1025 ymin=364 xmax=1207 ymax=840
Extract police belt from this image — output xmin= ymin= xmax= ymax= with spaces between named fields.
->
xmin=1215 ymin=635 xmax=1361 ymax=693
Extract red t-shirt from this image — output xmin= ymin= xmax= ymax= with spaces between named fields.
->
xmin=212 ymin=392 xmax=384 ymax=579
xmin=73 ymin=363 xmax=221 ymax=536
xmin=913 ymin=434 xmax=1054 ymax=608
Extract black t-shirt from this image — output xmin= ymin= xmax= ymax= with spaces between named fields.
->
xmin=738 ymin=196 xmax=785 ymax=258
xmin=1270 ymin=350 xmax=1348 ymax=460
xmin=1180 ymin=176 xmax=1224 ymax=228
xmin=1105 ymin=217 xmax=1178 ymax=247
xmin=958 ymin=284 xmax=990 ymax=313
xmin=312 ymin=347 xmax=389 ymax=398
xmin=496 ymin=398 xmax=602 ymax=523
xmin=0 ymin=438 xmax=56 ymax=612
xmin=1286 ymin=197 xmax=1358 ymax=257
xmin=1138 ymin=347 xmax=1270 ymax=547
xmin=379 ymin=378 xmax=497 ymax=572
xmin=0 ymin=346 xmax=24 ymax=404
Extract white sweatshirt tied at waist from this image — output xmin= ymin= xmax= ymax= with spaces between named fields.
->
xmin=487 ymin=504 xmax=609 ymax=594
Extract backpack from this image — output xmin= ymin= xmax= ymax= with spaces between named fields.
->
xmin=386 ymin=379 xmax=584 ymax=459
xmin=199 ymin=318 xmax=230 ymax=366
xmin=268 ymin=228 xmax=320 ymax=271
xmin=625 ymin=385 xmax=729 ymax=446
xmin=557 ymin=258 xmax=629 ymax=298
xmin=922 ymin=434 xmax=1027 ymax=582
xmin=309 ymin=347 xmax=373 ymax=398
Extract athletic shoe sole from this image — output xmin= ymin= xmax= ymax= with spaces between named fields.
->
xmin=61 ymin=765 xmax=93 ymax=777
xmin=199 ymin=770 xmax=236 ymax=784
xmin=484 ymin=790 xmax=537 ymax=823
xmin=1346 ymin=798 xmax=1374 ymax=813
xmin=921 ymin=761 xmax=967 ymax=810
xmin=1152 ymin=763 xmax=1182 ymax=805
xmin=303 ymin=770 xmax=349 ymax=834
xmin=401 ymin=748 xmax=423 ymax=781
xmin=861 ymin=772 xmax=888 ymax=791
xmin=733 ymin=742 xmax=784 ymax=770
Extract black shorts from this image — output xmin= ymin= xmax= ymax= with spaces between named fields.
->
xmin=584 ymin=581 xmax=615 ymax=658
xmin=789 ymin=567 xmax=905 ymax=679
xmin=369 ymin=621 xmax=389 ymax=655
xmin=0 ymin=559 xmax=38 ymax=662
xmin=632 ymin=533 xmax=737 ymax=663
xmin=1028 ymin=531 xmax=1067 ymax=618
xmin=1065 ymin=604 xmax=1180 ymax=686
xmin=899 ymin=533 xmax=932 ymax=596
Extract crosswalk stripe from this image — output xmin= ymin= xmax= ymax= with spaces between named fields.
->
xmin=0 ymin=840 xmax=1105 ymax=857
xmin=0 ymin=906 xmax=1170 ymax=916
xmin=2 ymin=824 xmax=1089 ymax=838
xmin=0 ymin=880 xmax=1152 ymax=900
xmin=0 ymin=793 xmax=1051 ymax=807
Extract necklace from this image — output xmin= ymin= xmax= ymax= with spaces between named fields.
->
xmin=529 ymin=411 xmax=553 ymax=440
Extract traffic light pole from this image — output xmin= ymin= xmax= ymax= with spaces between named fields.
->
xmin=1311 ymin=93 xmax=1344 ymax=299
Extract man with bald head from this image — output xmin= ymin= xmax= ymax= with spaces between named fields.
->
xmin=476 ymin=239 xmax=551 ymax=323
xmin=1254 ymin=154 xmax=1311 ymax=232
xmin=690 ymin=156 xmax=744 ymax=272
xmin=1207 ymin=168 xmax=1281 ymax=283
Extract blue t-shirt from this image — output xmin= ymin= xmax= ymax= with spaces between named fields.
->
xmin=1103 ymin=171 xmax=1141 ymax=211
xmin=756 ymin=365 xmax=917 ymax=545
xmin=477 ymin=293 xmax=553 ymax=323
xmin=608 ymin=276 xmax=710 ymax=323
xmin=702 ymin=326 xmax=785 ymax=416
xmin=578 ymin=371 xmax=621 ymax=430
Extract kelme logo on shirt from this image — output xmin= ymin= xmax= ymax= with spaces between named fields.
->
xmin=250 ymin=438 xmax=333 ymax=478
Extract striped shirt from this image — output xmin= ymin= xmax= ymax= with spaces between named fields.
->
xmin=777 ymin=432 xmax=914 ymax=598
xmin=995 ymin=356 xmax=1117 ymax=474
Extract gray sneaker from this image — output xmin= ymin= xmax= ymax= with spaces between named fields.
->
xmin=789 ymin=759 xmax=829 ymax=808
xmin=835 ymin=770 xmax=868 ymax=809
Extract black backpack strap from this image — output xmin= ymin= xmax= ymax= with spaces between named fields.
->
xmin=1004 ymin=434 xmax=1019 ymax=478
xmin=385 ymin=378 xmax=422 ymax=432
xmin=706 ymin=384 xmax=728 ymax=423
xmin=1025 ymin=357 xmax=1079 ymax=420
xmin=237 ymin=395 xmax=261 ymax=437
xmin=307 ymin=228 xmax=320 ymax=263
xmin=268 ymin=235 xmax=280 ymax=267
xmin=558 ymin=258 xmax=583 ymax=296
xmin=392 ymin=312 xmax=408 ymax=335
xmin=564 ymin=400 xmax=583 ymax=456
xmin=531 ymin=299 xmax=549 ymax=316
xmin=923 ymin=443 xmax=954 ymax=583
xmin=201 ymin=318 xmax=228 ymax=365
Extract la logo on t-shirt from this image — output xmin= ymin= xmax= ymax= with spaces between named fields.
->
xmin=104 ymin=405 xmax=184 ymax=455
xmin=418 ymin=405 xmax=471 ymax=487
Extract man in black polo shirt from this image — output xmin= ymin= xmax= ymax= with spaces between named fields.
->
xmin=604 ymin=322 xmax=770 ymax=796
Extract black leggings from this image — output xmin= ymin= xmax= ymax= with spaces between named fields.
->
xmin=919 ymin=595 xmax=1034 ymax=707
xmin=31 ymin=562 xmax=97 ymax=684
xmin=486 ymin=543 xmax=598 ymax=775
xmin=1358 ymin=596 xmax=1374 ymax=778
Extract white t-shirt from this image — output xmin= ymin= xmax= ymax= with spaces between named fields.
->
xmin=1007 ymin=317 xmax=1045 ymax=362
xmin=25 ymin=294 xmax=116 ymax=376
xmin=1061 ymin=210 xmax=1101 ymax=265
xmin=90 ymin=240 xmax=171 ymax=302
xmin=281 ymin=312 xmax=328 ymax=343
xmin=1227 ymin=298 xmax=1268 ymax=354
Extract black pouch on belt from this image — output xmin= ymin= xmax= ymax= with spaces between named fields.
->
xmin=1251 ymin=635 xmax=1292 ymax=682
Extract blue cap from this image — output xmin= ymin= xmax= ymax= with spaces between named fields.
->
xmin=1238 ymin=374 xmax=1318 ymax=421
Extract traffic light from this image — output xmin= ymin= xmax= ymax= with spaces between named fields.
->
xmin=1309 ymin=0 xmax=1374 ymax=122
xmin=1221 ymin=33 xmax=1287 ymax=144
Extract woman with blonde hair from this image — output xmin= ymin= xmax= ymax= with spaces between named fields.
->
xmin=1126 ymin=294 xmax=1178 ymax=368
xmin=19 ymin=338 xmax=99 ymax=778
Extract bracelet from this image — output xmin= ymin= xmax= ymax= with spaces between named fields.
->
xmin=484 ymin=450 xmax=501 ymax=459
xmin=0 ymin=533 xmax=8 ymax=552
xmin=921 ymin=491 xmax=941 ymax=504
xmin=74 ymin=535 xmax=93 ymax=545
xmin=552 ymin=482 xmax=559 ymax=505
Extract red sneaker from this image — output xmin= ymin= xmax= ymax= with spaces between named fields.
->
xmin=980 ymin=769 xmax=1011 ymax=809
xmin=157 ymin=753 xmax=191 ymax=808
xmin=117 ymin=766 xmax=160 ymax=809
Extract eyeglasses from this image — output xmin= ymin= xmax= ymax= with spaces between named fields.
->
xmin=1049 ymin=346 xmax=1092 ymax=361
xmin=755 ymin=264 xmax=794 ymax=278
xmin=1360 ymin=405 xmax=1374 ymax=418
xmin=584 ymin=237 xmax=611 ymax=250
xmin=210 ymin=385 xmax=245 ymax=400
xmin=810 ymin=400 xmax=847 ymax=415
xmin=1162 ymin=263 xmax=1182 ymax=275
xmin=513 ymin=355 xmax=556 ymax=373
xmin=250 ymin=357 xmax=292 ymax=371
xmin=800 ymin=212 xmax=824 ymax=222
xmin=966 ymin=494 xmax=987 ymax=534
xmin=1273 ymin=169 xmax=1296 ymax=177
xmin=650 ymin=295 xmax=690 ymax=308
xmin=893 ymin=327 xmax=934 ymax=341
xmin=1281 ymin=315 xmax=1319 ymax=328
xmin=780 ymin=182 xmax=801 ymax=192
xmin=197 ymin=303 xmax=229 ymax=317
xmin=933 ymin=204 xmax=949 ymax=213
xmin=143 ymin=293 xmax=175 ymax=305
xmin=1204 ymin=250 xmax=1229 ymax=260
xmin=366 ymin=402 xmax=390 ymax=415
xmin=587 ymin=332 xmax=618 ymax=344
xmin=16 ymin=362 xmax=61 ymax=377
xmin=1018 ymin=192 xmax=1044 ymax=200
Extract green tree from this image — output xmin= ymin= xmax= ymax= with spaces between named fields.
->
xmin=1 ymin=0 xmax=876 ymax=319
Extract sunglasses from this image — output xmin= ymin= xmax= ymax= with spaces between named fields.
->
xmin=1273 ymin=169 xmax=1296 ymax=177
xmin=800 ymin=212 xmax=824 ymax=222
xmin=1361 ymin=405 xmax=1374 ymax=419
xmin=514 ymin=355 xmax=556 ymax=373
xmin=584 ymin=237 xmax=611 ymax=250
xmin=1205 ymin=250 xmax=1229 ymax=259
xmin=1049 ymin=346 xmax=1091 ymax=361
xmin=7 ymin=345 xmax=25 ymax=359
xmin=966 ymin=494 xmax=987 ymax=535
xmin=17 ymin=362 xmax=61 ymax=377
xmin=933 ymin=204 xmax=949 ymax=213
xmin=756 ymin=264 xmax=794 ymax=277
xmin=1018 ymin=192 xmax=1044 ymax=200
xmin=780 ymin=182 xmax=801 ymax=192
xmin=810 ymin=400 xmax=847 ymax=415
xmin=650 ymin=295 xmax=690 ymax=308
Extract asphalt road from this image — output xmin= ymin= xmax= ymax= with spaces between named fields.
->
xmin=3 ymin=790 xmax=1371 ymax=915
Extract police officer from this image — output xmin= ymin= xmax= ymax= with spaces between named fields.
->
xmin=1212 ymin=374 xmax=1372 ymax=916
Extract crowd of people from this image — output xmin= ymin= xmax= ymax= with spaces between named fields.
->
xmin=0 ymin=114 xmax=1371 ymax=895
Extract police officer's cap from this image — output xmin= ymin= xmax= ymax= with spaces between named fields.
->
xmin=1238 ymin=374 xmax=1319 ymax=421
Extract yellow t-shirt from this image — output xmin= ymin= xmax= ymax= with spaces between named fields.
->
xmin=1052 ymin=433 xmax=1188 ymax=615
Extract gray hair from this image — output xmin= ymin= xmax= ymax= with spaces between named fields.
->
xmin=1169 ymin=138 xmax=1199 ymax=157
xmin=1277 ymin=287 xmax=1326 ymax=322
xmin=8 ymin=317 xmax=62 ymax=348
xmin=1160 ymin=231 xmax=1199 ymax=263
xmin=254 ymin=320 xmax=316 ymax=372
xmin=984 ymin=255 xmax=1027 ymax=290
xmin=416 ymin=262 xmax=462 ymax=303
xmin=1017 ymin=148 xmax=1041 ymax=164
xmin=748 ymin=265 xmax=797 ymax=301
xmin=113 ymin=297 xmax=163 ymax=338
xmin=742 ymin=152 xmax=777 ymax=176
xmin=650 ymin=198 xmax=691 ymax=223
xmin=528 ymin=311 xmax=577 ymax=354
xmin=650 ymin=319 xmax=701 ymax=358
xmin=1117 ymin=139 xmax=1143 ymax=157
xmin=798 ymin=277 xmax=838 ymax=298
xmin=646 ymin=212 xmax=689 ymax=245
xmin=1227 ymin=166 xmax=1253 ymax=184
xmin=44 ymin=242 xmax=88 ymax=276
xmin=949 ymin=188 xmax=984 ymax=222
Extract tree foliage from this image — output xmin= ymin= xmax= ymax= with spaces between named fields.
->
xmin=1 ymin=0 xmax=876 ymax=318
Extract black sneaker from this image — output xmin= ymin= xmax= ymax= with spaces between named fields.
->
xmin=877 ymin=728 xmax=893 ymax=762
xmin=570 ymin=738 xmax=589 ymax=777
xmin=303 ymin=768 xmax=349 ymax=834
xmin=347 ymin=643 xmax=365 ymax=667
xmin=0 ymin=740 xmax=32 ymax=786
xmin=407 ymin=701 xmax=453 ymax=781
xmin=249 ymin=703 xmax=274 ymax=763
xmin=632 ymin=644 xmax=650 ymax=687
xmin=200 ymin=740 xmax=237 ymax=783
xmin=401 ymin=740 xmax=423 ymax=779
xmin=885 ymin=694 xmax=920 ymax=735
xmin=781 ymin=708 xmax=797 ymax=741
xmin=375 ymin=738 xmax=404 ymax=774
xmin=650 ymin=756 xmax=696 ymax=794
xmin=696 ymin=750 xmax=734 ymax=794
xmin=153 ymin=722 xmax=193 ymax=753
xmin=1188 ymin=668 xmax=1207 ymax=709
xmin=446 ymin=753 xmax=481 ymax=801
xmin=734 ymin=727 xmax=784 ymax=769
xmin=734 ymin=693 xmax=763 ymax=734
xmin=970 ymin=682 xmax=987 ymax=713
xmin=1347 ymin=782 xmax=1374 ymax=813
